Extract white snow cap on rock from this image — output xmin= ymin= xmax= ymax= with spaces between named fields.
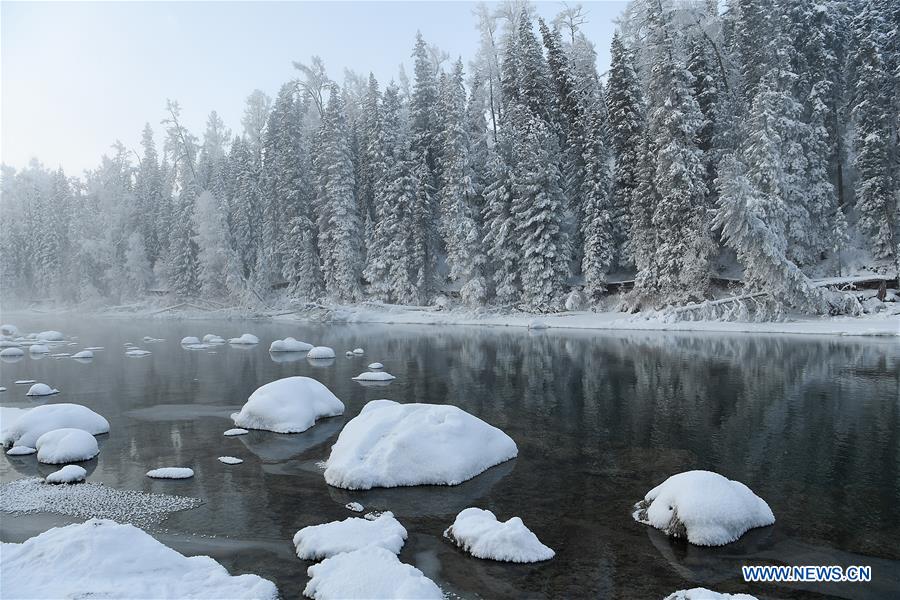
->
xmin=125 ymin=349 xmax=151 ymax=357
xmin=26 ymin=383 xmax=59 ymax=396
xmin=29 ymin=344 xmax=50 ymax=354
xmin=45 ymin=464 xmax=88 ymax=484
xmin=368 ymin=362 xmax=384 ymax=370
xmin=293 ymin=511 xmax=407 ymax=560
xmin=203 ymin=334 xmax=226 ymax=343
xmin=664 ymin=588 xmax=758 ymax=600
xmin=352 ymin=371 xmax=395 ymax=382
xmin=345 ymin=502 xmax=364 ymax=512
xmin=270 ymin=337 xmax=314 ymax=352
xmin=1 ymin=324 xmax=19 ymax=336
xmin=1 ymin=519 xmax=277 ymax=599
xmin=444 ymin=508 xmax=554 ymax=563
xmin=324 ymin=400 xmax=518 ymax=490
xmin=218 ymin=456 xmax=243 ymax=465
xmin=36 ymin=330 xmax=64 ymax=341
xmin=146 ymin=467 xmax=194 ymax=479
xmin=224 ymin=428 xmax=249 ymax=436
xmin=528 ymin=319 xmax=548 ymax=330
xmin=180 ymin=336 xmax=201 ymax=345
xmin=633 ymin=470 xmax=775 ymax=546
xmin=232 ymin=376 xmax=344 ymax=434
xmin=304 ymin=546 xmax=442 ymax=600
xmin=36 ymin=428 xmax=100 ymax=464
xmin=352 ymin=348 xmax=364 ymax=355
xmin=307 ymin=346 xmax=336 ymax=360
xmin=1 ymin=403 xmax=109 ymax=449
xmin=71 ymin=350 xmax=94 ymax=359
xmin=0 ymin=347 xmax=25 ymax=357
xmin=229 ymin=333 xmax=259 ymax=345
xmin=6 ymin=445 xmax=36 ymax=455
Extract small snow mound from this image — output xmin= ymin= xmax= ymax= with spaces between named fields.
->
xmin=352 ymin=348 xmax=364 ymax=355
xmin=345 ymin=502 xmax=364 ymax=512
xmin=229 ymin=333 xmax=259 ymax=345
xmin=45 ymin=465 xmax=87 ymax=484
xmin=36 ymin=330 xmax=64 ymax=341
xmin=528 ymin=319 xmax=548 ymax=330
xmin=324 ymin=400 xmax=518 ymax=490
xmin=203 ymin=334 xmax=226 ymax=343
xmin=29 ymin=344 xmax=50 ymax=354
xmin=352 ymin=371 xmax=396 ymax=382
xmin=664 ymin=589 xmax=758 ymax=600
xmin=1 ymin=324 xmax=19 ymax=336
xmin=0 ymin=387 xmax=6 ymax=392
xmin=293 ymin=511 xmax=407 ymax=560
xmin=224 ymin=428 xmax=249 ymax=436
xmin=218 ymin=456 xmax=243 ymax=465
xmin=26 ymin=383 xmax=59 ymax=397
xmin=71 ymin=350 xmax=94 ymax=359
xmin=1 ymin=403 xmax=109 ymax=448
xmin=632 ymin=470 xmax=775 ymax=546
xmin=368 ymin=362 xmax=384 ymax=370
xmin=345 ymin=351 xmax=353 ymax=357
xmin=146 ymin=467 xmax=194 ymax=479
xmin=444 ymin=507 xmax=554 ymax=563
xmin=36 ymin=428 xmax=100 ymax=464
xmin=180 ymin=336 xmax=201 ymax=345
xmin=0 ymin=347 xmax=25 ymax=357
xmin=231 ymin=376 xmax=344 ymax=433
xmin=269 ymin=337 xmax=314 ymax=352
xmin=1 ymin=519 xmax=277 ymax=599
xmin=6 ymin=446 xmax=36 ymax=456
xmin=125 ymin=349 xmax=151 ymax=357
xmin=304 ymin=546 xmax=442 ymax=600
xmin=307 ymin=346 xmax=336 ymax=360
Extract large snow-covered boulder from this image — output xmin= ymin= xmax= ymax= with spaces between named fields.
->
xmin=307 ymin=346 xmax=336 ymax=360
xmin=36 ymin=428 xmax=100 ymax=464
xmin=45 ymin=464 xmax=88 ymax=484
xmin=270 ymin=337 xmax=314 ymax=352
xmin=293 ymin=511 xmax=407 ymax=560
xmin=352 ymin=371 xmax=395 ymax=382
xmin=1 ymin=403 xmax=109 ymax=449
xmin=304 ymin=546 xmax=442 ymax=600
xmin=232 ymin=376 xmax=344 ymax=434
xmin=0 ymin=347 xmax=25 ymax=358
xmin=324 ymin=400 xmax=518 ymax=490
xmin=26 ymin=383 xmax=59 ymax=397
xmin=229 ymin=333 xmax=259 ymax=345
xmin=632 ymin=470 xmax=775 ymax=546
xmin=664 ymin=589 xmax=758 ymax=600
xmin=443 ymin=508 xmax=554 ymax=563
xmin=1 ymin=519 xmax=277 ymax=599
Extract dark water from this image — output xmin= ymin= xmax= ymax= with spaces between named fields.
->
xmin=1 ymin=316 xmax=898 ymax=600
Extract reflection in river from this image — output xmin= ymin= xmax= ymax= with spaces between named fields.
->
xmin=1 ymin=316 xmax=898 ymax=599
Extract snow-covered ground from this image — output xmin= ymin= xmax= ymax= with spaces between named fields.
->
xmin=1 ymin=519 xmax=278 ymax=599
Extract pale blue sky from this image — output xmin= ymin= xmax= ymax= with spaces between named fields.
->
xmin=2 ymin=1 xmax=627 ymax=174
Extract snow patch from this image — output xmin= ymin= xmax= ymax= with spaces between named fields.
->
xmin=146 ymin=467 xmax=194 ymax=479
xmin=218 ymin=456 xmax=243 ymax=465
xmin=231 ymin=376 xmax=344 ymax=434
xmin=45 ymin=464 xmax=87 ymax=484
xmin=293 ymin=511 xmax=407 ymax=560
xmin=664 ymin=589 xmax=758 ymax=600
xmin=36 ymin=428 xmax=100 ymax=464
xmin=324 ymin=400 xmax=518 ymax=490
xmin=6 ymin=445 xmax=36 ymax=456
xmin=125 ymin=349 xmax=152 ymax=357
xmin=224 ymin=428 xmax=249 ymax=436
xmin=443 ymin=508 xmax=554 ymax=563
xmin=352 ymin=371 xmax=396 ymax=382
xmin=304 ymin=546 xmax=442 ymax=600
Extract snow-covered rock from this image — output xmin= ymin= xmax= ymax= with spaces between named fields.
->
xmin=229 ymin=333 xmax=259 ymax=345
xmin=528 ymin=319 xmax=548 ymax=330
xmin=0 ymin=347 xmax=25 ymax=357
xmin=125 ymin=349 xmax=152 ymax=357
xmin=1 ymin=519 xmax=277 ymax=599
xmin=324 ymin=400 xmax=518 ymax=490
xmin=45 ymin=464 xmax=87 ymax=484
xmin=293 ymin=511 xmax=407 ymax=560
xmin=1 ymin=403 xmax=109 ymax=448
xmin=270 ymin=337 xmax=314 ymax=352
xmin=632 ymin=470 xmax=775 ymax=546
xmin=180 ymin=336 xmax=201 ymax=345
xmin=224 ymin=428 xmax=249 ymax=436
xmin=304 ymin=546 xmax=442 ymax=600
xmin=36 ymin=428 xmax=100 ymax=464
xmin=29 ymin=344 xmax=50 ymax=354
xmin=352 ymin=371 xmax=396 ymax=382
xmin=15 ymin=379 xmax=36 ymax=384
xmin=664 ymin=589 xmax=758 ymax=600
xmin=218 ymin=456 xmax=243 ymax=465
xmin=0 ymin=386 xmax=5 ymax=392
xmin=0 ymin=339 xmax=19 ymax=347
xmin=203 ymin=334 xmax=226 ymax=343
xmin=26 ymin=383 xmax=59 ymax=396
xmin=146 ymin=467 xmax=194 ymax=479
xmin=6 ymin=445 xmax=36 ymax=455
xmin=352 ymin=348 xmax=364 ymax=355
xmin=183 ymin=343 xmax=211 ymax=350
xmin=232 ymin=376 xmax=344 ymax=434
xmin=368 ymin=362 xmax=384 ymax=370
xmin=36 ymin=330 xmax=64 ymax=341
xmin=345 ymin=351 xmax=354 ymax=357
xmin=1 ymin=323 xmax=19 ymax=336
xmin=307 ymin=346 xmax=336 ymax=360
xmin=345 ymin=502 xmax=364 ymax=512
xmin=71 ymin=350 xmax=94 ymax=359
xmin=443 ymin=508 xmax=554 ymax=563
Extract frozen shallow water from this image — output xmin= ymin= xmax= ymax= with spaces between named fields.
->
xmin=1 ymin=316 xmax=899 ymax=599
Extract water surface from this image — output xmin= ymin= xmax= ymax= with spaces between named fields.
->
xmin=1 ymin=316 xmax=898 ymax=599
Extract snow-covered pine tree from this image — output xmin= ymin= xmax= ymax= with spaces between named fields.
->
xmin=481 ymin=145 xmax=519 ymax=305
xmin=314 ymin=84 xmax=363 ymax=301
xmin=134 ymin=124 xmax=163 ymax=268
xmin=580 ymin=108 xmax=615 ymax=303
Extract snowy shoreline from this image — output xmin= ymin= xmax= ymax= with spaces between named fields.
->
xmin=6 ymin=302 xmax=897 ymax=338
